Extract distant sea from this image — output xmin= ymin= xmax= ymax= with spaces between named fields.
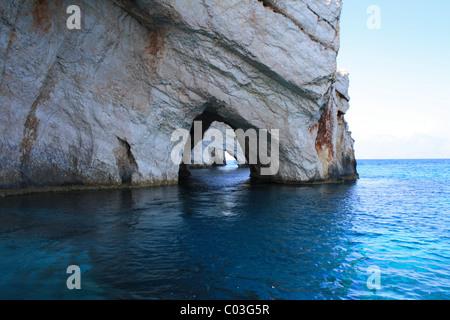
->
xmin=0 ymin=159 xmax=448 ymax=299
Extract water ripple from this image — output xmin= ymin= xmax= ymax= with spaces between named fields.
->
xmin=0 ymin=160 xmax=449 ymax=299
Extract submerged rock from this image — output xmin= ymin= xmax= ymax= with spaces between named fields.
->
xmin=0 ymin=0 xmax=358 ymax=194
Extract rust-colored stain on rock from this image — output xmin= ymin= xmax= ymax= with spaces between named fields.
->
xmin=20 ymin=100 xmax=40 ymax=169
xmin=32 ymin=0 xmax=51 ymax=32
xmin=9 ymin=31 xmax=17 ymax=44
xmin=148 ymin=29 xmax=166 ymax=57
xmin=144 ymin=29 xmax=167 ymax=72
xmin=309 ymin=123 xmax=318 ymax=134
xmin=315 ymin=104 xmax=334 ymax=157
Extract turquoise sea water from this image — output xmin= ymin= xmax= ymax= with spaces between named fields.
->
xmin=0 ymin=159 xmax=449 ymax=300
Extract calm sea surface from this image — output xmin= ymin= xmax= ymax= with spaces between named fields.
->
xmin=0 ymin=159 xmax=449 ymax=300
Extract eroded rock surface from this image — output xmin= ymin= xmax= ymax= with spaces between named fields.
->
xmin=0 ymin=0 xmax=358 ymax=194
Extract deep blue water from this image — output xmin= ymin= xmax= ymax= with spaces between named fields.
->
xmin=0 ymin=159 xmax=449 ymax=300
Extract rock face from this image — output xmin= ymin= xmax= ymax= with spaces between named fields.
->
xmin=0 ymin=0 xmax=358 ymax=194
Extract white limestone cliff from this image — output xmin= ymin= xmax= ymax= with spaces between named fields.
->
xmin=0 ymin=0 xmax=358 ymax=194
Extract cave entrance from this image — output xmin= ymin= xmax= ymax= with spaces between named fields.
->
xmin=177 ymin=105 xmax=259 ymax=181
xmin=179 ymin=119 xmax=251 ymax=179
xmin=176 ymin=102 xmax=280 ymax=184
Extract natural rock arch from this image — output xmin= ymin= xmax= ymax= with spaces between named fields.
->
xmin=0 ymin=0 xmax=358 ymax=195
xmin=178 ymin=103 xmax=270 ymax=180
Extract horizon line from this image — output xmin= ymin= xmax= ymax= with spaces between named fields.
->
xmin=356 ymin=158 xmax=450 ymax=161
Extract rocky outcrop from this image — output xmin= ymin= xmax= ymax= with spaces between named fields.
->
xmin=0 ymin=0 xmax=357 ymax=194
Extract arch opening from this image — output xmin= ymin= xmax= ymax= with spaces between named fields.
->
xmin=177 ymin=104 xmax=279 ymax=183
xmin=178 ymin=118 xmax=251 ymax=180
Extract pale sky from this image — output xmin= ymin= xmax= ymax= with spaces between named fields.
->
xmin=337 ymin=0 xmax=450 ymax=159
